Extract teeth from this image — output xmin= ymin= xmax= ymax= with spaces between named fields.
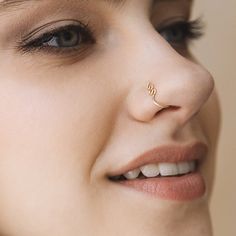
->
xmin=120 ymin=161 xmax=197 ymax=180
xmin=159 ymin=163 xmax=178 ymax=176
xmin=140 ymin=164 xmax=160 ymax=177
xmin=123 ymin=169 xmax=140 ymax=180
xmin=177 ymin=162 xmax=191 ymax=174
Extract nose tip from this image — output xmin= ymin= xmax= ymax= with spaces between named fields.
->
xmin=177 ymin=68 xmax=215 ymax=125
xmin=125 ymin=60 xmax=215 ymax=125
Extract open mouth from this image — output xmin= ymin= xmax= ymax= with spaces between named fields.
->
xmin=107 ymin=142 xmax=207 ymax=201
xmin=108 ymin=160 xmax=205 ymax=201
xmin=108 ymin=160 xmax=198 ymax=181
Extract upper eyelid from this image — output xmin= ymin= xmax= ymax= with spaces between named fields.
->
xmin=20 ymin=16 xmax=194 ymax=43
xmin=21 ymin=19 xmax=90 ymax=42
xmin=156 ymin=19 xmax=188 ymax=31
xmin=28 ymin=25 xmax=89 ymax=43
xmin=153 ymin=15 xmax=187 ymax=25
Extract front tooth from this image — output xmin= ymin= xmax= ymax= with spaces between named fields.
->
xmin=140 ymin=164 xmax=160 ymax=177
xmin=124 ymin=169 xmax=140 ymax=180
xmin=159 ymin=163 xmax=178 ymax=176
xmin=177 ymin=162 xmax=190 ymax=174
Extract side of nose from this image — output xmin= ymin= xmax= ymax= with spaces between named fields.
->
xmin=125 ymin=36 xmax=215 ymax=126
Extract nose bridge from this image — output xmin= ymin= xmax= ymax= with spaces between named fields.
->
xmin=122 ymin=23 xmax=198 ymax=79
xmin=124 ymin=27 xmax=215 ymax=125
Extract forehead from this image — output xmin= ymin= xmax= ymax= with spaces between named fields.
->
xmin=0 ymin=0 xmax=193 ymax=14
xmin=0 ymin=0 xmax=192 ymax=6
xmin=1 ymin=0 xmax=124 ymax=5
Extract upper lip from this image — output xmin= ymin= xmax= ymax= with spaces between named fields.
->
xmin=108 ymin=142 xmax=208 ymax=177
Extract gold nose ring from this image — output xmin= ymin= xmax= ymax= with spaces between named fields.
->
xmin=147 ymin=82 xmax=168 ymax=109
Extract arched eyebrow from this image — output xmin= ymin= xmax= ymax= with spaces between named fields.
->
xmin=0 ymin=0 xmax=128 ymax=12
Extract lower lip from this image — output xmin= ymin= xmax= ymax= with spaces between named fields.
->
xmin=117 ymin=172 xmax=206 ymax=201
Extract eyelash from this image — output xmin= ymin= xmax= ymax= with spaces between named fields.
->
xmin=18 ymin=21 xmax=96 ymax=55
xmin=17 ymin=18 xmax=203 ymax=55
xmin=157 ymin=18 xmax=204 ymax=46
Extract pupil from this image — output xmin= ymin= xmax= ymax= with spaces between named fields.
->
xmin=63 ymin=31 xmax=74 ymax=41
xmin=58 ymin=29 xmax=80 ymax=47
xmin=173 ymin=29 xmax=182 ymax=39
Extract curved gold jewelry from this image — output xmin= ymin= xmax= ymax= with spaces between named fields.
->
xmin=147 ymin=82 xmax=168 ymax=109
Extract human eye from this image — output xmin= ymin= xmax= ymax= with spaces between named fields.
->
xmin=17 ymin=19 xmax=95 ymax=55
xmin=157 ymin=18 xmax=204 ymax=49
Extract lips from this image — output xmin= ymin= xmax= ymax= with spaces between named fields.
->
xmin=108 ymin=142 xmax=208 ymax=201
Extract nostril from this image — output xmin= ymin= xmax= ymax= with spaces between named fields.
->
xmin=154 ymin=105 xmax=180 ymax=117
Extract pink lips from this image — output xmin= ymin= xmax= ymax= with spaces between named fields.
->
xmin=109 ymin=142 xmax=208 ymax=201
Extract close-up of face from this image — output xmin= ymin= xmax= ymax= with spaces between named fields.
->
xmin=0 ymin=0 xmax=221 ymax=235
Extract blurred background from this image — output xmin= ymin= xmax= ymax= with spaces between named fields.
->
xmin=192 ymin=1 xmax=236 ymax=236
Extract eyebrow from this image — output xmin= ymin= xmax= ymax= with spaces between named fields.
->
xmin=0 ymin=0 xmax=127 ymax=11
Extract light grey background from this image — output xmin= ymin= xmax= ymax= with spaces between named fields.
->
xmin=192 ymin=1 xmax=236 ymax=236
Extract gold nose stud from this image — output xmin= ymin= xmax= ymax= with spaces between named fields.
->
xmin=147 ymin=82 xmax=168 ymax=109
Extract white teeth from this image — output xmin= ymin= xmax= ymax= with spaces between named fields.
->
xmin=121 ymin=161 xmax=197 ymax=180
xmin=159 ymin=163 xmax=178 ymax=176
xmin=140 ymin=164 xmax=160 ymax=177
xmin=177 ymin=162 xmax=191 ymax=174
xmin=124 ymin=169 xmax=140 ymax=180
xmin=189 ymin=161 xmax=196 ymax=172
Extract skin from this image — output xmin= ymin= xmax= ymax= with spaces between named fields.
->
xmin=0 ymin=0 xmax=221 ymax=235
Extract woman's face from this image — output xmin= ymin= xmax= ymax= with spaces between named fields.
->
xmin=0 ymin=0 xmax=221 ymax=235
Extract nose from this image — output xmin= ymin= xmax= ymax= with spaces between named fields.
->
xmin=125 ymin=35 xmax=215 ymax=127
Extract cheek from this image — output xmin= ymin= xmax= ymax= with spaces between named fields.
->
xmin=0 ymin=66 xmax=115 ymax=166
xmin=0 ymin=68 xmax=115 ymax=232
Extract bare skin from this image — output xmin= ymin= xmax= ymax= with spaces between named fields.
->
xmin=0 ymin=0 xmax=221 ymax=235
